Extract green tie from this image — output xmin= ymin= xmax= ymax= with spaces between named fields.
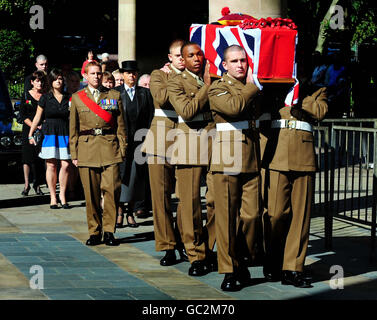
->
xmin=197 ymin=77 xmax=204 ymax=86
xmin=93 ymin=89 xmax=100 ymax=103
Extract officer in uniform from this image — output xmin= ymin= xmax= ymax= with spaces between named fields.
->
xmin=208 ymin=45 xmax=262 ymax=291
xmin=167 ymin=41 xmax=216 ymax=276
xmin=69 ymin=61 xmax=127 ymax=246
xmin=141 ymin=39 xmax=188 ymax=265
xmin=262 ymin=82 xmax=328 ymax=287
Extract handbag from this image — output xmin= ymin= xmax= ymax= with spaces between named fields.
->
xmin=32 ymin=128 xmax=44 ymax=147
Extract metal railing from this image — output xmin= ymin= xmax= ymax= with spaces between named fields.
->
xmin=314 ymin=118 xmax=377 ymax=261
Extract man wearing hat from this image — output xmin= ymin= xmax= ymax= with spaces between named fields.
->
xmin=114 ymin=60 xmax=154 ymax=228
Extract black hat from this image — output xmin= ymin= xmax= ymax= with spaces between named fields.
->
xmin=120 ymin=60 xmax=139 ymax=72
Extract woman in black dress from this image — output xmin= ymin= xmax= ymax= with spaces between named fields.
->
xmin=29 ymin=69 xmax=71 ymax=209
xmin=19 ymin=70 xmax=47 ymax=196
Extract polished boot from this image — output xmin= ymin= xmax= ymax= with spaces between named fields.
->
xmin=237 ymin=266 xmax=251 ymax=287
xmin=177 ymin=247 xmax=189 ymax=262
xmin=281 ymin=270 xmax=312 ymax=288
xmin=221 ymin=273 xmax=241 ymax=292
xmin=160 ymin=249 xmax=177 ymax=266
xmin=103 ymin=232 xmax=120 ymax=246
xmin=263 ymin=267 xmax=281 ymax=282
xmin=206 ymin=250 xmax=218 ymax=272
xmin=86 ymin=234 xmax=102 ymax=246
xmin=188 ymin=260 xmax=209 ymax=276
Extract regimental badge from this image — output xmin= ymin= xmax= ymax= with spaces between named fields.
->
xmin=100 ymin=99 xmax=119 ymax=111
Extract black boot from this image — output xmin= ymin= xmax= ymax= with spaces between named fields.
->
xmin=221 ymin=273 xmax=241 ymax=292
xmin=281 ymin=270 xmax=312 ymax=288
xmin=160 ymin=249 xmax=177 ymax=266
xmin=103 ymin=232 xmax=120 ymax=246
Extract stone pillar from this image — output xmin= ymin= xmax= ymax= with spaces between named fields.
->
xmin=209 ymin=0 xmax=286 ymax=23
xmin=118 ymin=0 xmax=136 ymax=63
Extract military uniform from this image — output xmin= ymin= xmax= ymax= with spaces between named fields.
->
xmin=167 ymin=69 xmax=216 ymax=266
xmin=69 ymin=86 xmax=127 ymax=238
xmin=141 ymin=66 xmax=182 ymax=253
xmin=208 ymin=73 xmax=261 ymax=274
xmin=262 ymin=87 xmax=328 ymax=275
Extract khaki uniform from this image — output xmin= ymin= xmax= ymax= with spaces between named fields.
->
xmin=208 ymin=73 xmax=261 ymax=273
xmin=262 ymin=87 xmax=328 ymax=272
xmin=141 ymin=66 xmax=181 ymax=251
xmin=69 ymin=87 xmax=127 ymax=236
xmin=167 ymin=69 xmax=216 ymax=263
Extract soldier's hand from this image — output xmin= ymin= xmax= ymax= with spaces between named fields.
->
xmin=203 ymin=60 xmax=212 ymax=86
xmin=160 ymin=63 xmax=171 ymax=74
xmin=246 ymin=66 xmax=255 ymax=84
xmin=72 ymin=159 xmax=78 ymax=167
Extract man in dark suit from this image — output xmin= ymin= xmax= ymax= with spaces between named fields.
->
xmin=114 ymin=60 xmax=154 ymax=228
xmin=24 ymin=55 xmax=48 ymax=97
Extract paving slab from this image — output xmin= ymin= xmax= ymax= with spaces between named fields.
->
xmin=0 ymin=184 xmax=376 ymax=301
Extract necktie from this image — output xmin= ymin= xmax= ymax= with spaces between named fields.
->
xmin=196 ymin=77 xmax=204 ymax=87
xmin=128 ymin=87 xmax=134 ymax=101
xmin=93 ymin=89 xmax=100 ymax=103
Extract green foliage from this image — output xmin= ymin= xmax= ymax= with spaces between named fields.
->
xmin=350 ymin=3 xmax=377 ymax=44
xmin=0 ymin=29 xmax=34 ymax=82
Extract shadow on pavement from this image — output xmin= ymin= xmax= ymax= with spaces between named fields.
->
xmin=119 ymin=231 xmax=155 ymax=244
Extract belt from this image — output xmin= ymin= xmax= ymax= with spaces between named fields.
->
xmin=216 ymin=120 xmax=257 ymax=131
xmin=154 ymin=109 xmax=178 ymax=118
xmin=79 ymin=128 xmax=115 ymax=136
xmin=271 ymin=119 xmax=313 ymax=132
xmin=178 ymin=112 xmax=212 ymax=123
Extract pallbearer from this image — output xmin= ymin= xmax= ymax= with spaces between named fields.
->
xmin=208 ymin=45 xmax=262 ymax=291
xmin=167 ymin=42 xmax=217 ymax=276
xmin=262 ymin=82 xmax=328 ymax=287
xmin=142 ymin=39 xmax=188 ymax=265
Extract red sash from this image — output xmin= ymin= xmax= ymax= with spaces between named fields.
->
xmin=77 ymin=90 xmax=115 ymax=127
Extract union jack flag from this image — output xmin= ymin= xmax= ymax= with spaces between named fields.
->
xmin=189 ymin=24 xmax=299 ymax=106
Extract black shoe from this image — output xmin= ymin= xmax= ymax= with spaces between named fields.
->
xmin=237 ymin=266 xmax=251 ymax=287
xmin=188 ymin=260 xmax=209 ymax=277
xmin=21 ymin=186 xmax=31 ymax=196
xmin=160 ymin=250 xmax=177 ymax=266
xmin=50 ymin=204 xmax=59 ymax=209
xmin=134 ymin=209 xmax=151 ymax=219
xmin=103 ymin=232 xmax=120 ymax=246
xmin=116 ymin=213 xmax=124 ymax=228
xmin=61 ymin=203 xmax=70 ymax=209
xmin=86 ymin=234 xmax=102 ymax=246
xmin=221 ymin=273 xmax=241 ymax=292
xmin=281 ymin=270 xmax=312 ymax=288
xmin=263 ymin=268 xmax=281 ymax=282
xmin=206 ymin=251 xmax=218 ymax=272
xmin=126 ymin=213 xmax=139 ymax=228
xmin=33 ymin=185 xmax=44 ymax=195
xmin=177 ymin=247 xmax=189 ymax=262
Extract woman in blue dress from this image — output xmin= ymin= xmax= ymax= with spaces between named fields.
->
xmin=28 ymin=69 xmax=71 ymax=209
